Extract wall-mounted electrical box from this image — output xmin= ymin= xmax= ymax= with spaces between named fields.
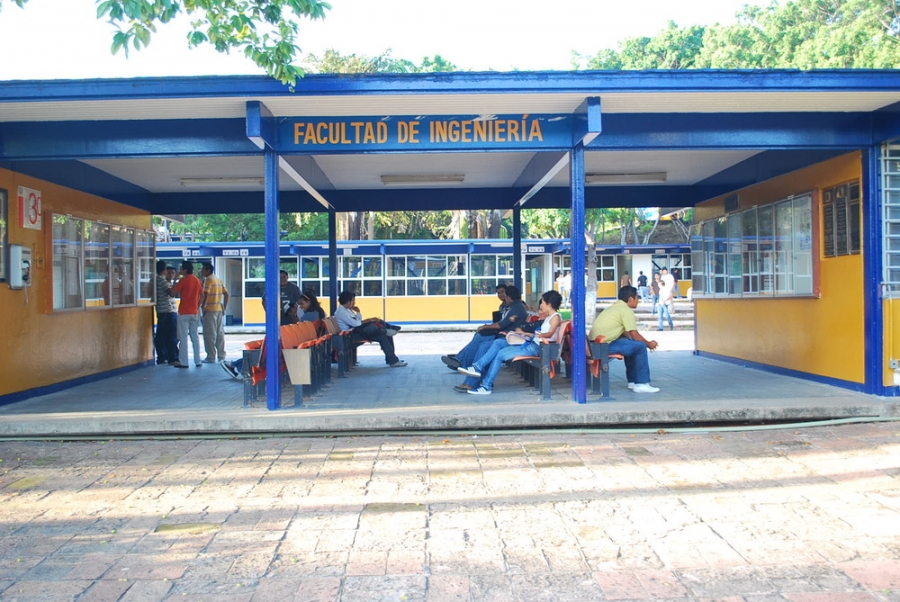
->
xmin=9 ymin=244 xmax=32 ymax=289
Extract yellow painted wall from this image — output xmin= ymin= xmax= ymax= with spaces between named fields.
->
xmin=471 ymin=296 xmax=500 ymax=323
xmin=597 ymin=282 xmax=617 ymax=299
xmin=884 ymin=300 xmax=900 ymax=386
xmin=386 ymin=296 xmax=469 ymax=322
xmin=0 ymin=168 xmax=153 ymax=397
xmin=694 ymin=152 xmax=865 ymax=383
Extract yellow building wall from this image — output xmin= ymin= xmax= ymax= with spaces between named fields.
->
xmin=470 ymin=295 xmax=500 ymax=323
xmin=597 ymin=282 xmax=617 ymax=299
xmin=884 ymin=300 xmax=900 ymax=386
xmin=0 ymin=168 xmax=153 ymax=398
xmin=386 ymin=296 xmax=469 ymax=322
xmin=694 ymin=152 xmax=865 ymax=384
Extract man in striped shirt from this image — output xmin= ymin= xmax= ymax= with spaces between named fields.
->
xmin=200 ymin=262 xmax=229 ymax=363
xmin=154 ymin=260 xmax=179 ymax=364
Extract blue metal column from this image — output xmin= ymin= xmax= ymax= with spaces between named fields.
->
xmin=862 ymin=146 xmax=887 ymax=395
xmin=264 ymin=149 xmax=281 ymax=410
xmin=513 ymin=207 xmax=522 ymax=290
xmin=569 ymin=143 xmax=587 ymax=403
xmin=328 ymin=211 xmax=338 ymax=312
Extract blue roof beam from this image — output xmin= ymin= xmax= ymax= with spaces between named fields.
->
xmin=278 ymin=156 xmax=333 ymax=211
xmin=586 ymin=113 xmax=873 ymax=150
xmin=0 ymin=119 xmax=262 ymax=160
xmin=246 ymin=100 xmax=275 ymax=150
xmin=573 ymin=97 xmax=602 ymax=146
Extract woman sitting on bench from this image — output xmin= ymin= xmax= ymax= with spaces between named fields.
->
xmin=458 ymin=290 xmax=563 ymax=395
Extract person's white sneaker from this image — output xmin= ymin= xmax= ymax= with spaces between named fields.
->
xmin=458 ymin=366 xmax=481 ymax=377
xmin=467 ymin=386 xmax=491 ymax=395
xmin=632 ymin=383 xmax=660 ymax=393
xmin=627 ymin=382 xmax=635 ymax=390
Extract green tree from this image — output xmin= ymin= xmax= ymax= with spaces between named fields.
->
xmin=577 ymin=0 xmax=900 ymax=70
xmin=1 ymin=0 xmax=331 ymax=85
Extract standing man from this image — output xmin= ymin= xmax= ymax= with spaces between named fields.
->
xmin=200 ymin=262 xmax=228 ymax=364
xmin=636 ymin=271 xmax=649 ymax=301
xmin=169 ymin=260 xmax=203 ymax=368
xmin=263 ymin=270 xmax=302 ymax=325
xmin=657 ymin=267 xmax=675 ymax=331
xmin=154 ymin=259 xmax=179 ymax=365
xmin=589 ymin=286 xmax=660 ymax=393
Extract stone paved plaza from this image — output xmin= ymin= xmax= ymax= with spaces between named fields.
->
xmin=0 ymin=421 xmax=898 ymax=601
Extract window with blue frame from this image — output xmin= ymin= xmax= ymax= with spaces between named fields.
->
xmin=692 ymin=193 xmax=813 ymax=298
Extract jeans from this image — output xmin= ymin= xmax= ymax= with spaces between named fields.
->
xmin=650 ymin=294 xmax=659 ymax=315
xmin=351 ymin=329 xmax=399 ymax=365
xmin=155 ymin=310 xmax=178 ymax=363
xmin=657 ymin=302 xmax=674 ymax=329
xmin=456 ymin=331 xmax=497 ymax=367
xmin=177 ymin=313 xmax=201 ymax=366
xmin=608 ymin=337 xmax=652 ymax=385
xmin=474 ymin=339 xmax=541 ymax=391
xmin=202 ymin=310 xmax=226 ymax=361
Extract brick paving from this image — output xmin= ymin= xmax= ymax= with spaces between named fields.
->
xmin=0 ymin=421 xmax=898 ymax=600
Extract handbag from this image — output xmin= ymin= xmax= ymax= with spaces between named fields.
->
xmin=505 ymin=331 xmax=533 ymax=346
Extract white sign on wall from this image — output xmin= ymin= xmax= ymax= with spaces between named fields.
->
xmin=17 ymin=186 xmax=42 ymax=230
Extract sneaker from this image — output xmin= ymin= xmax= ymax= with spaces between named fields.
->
xmin=390 ymin=360 xmax=408 ymax=368
xmin=385 ymin=328 xmax=398 ymax=337
xmin=627 ymin=382 xmax=635 ymax=390
xmin=221 ymin=361 xmax=240 ymax=379
xmin=386 ymin=324 xmax=402 ymax=332
xmin=467 ymin=386 xmax=491 ymax=395
xmin=458 ymin=366 xmax=481 ymax=378
xmin=441 ymin=355 xmax=462 ymax=370
xmin=202 ymin=358 xmax=216 ymax=364
xmin=453 ymin=384 xmax=472 ymax=393
xmin=173 ymin=363 xmax=188 ymax=369
xmin=632 ymin=383 xmax=660 ymax=393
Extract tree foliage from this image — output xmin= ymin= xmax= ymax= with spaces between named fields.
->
xmin=303 ymin=48 xmax=457 ymax=74
xmin=1 ymin=0 xmax=331 ymax=85
xmin=575 ymin=0 xmax=900 ymax=70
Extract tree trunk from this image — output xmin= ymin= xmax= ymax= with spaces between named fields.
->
xmin=488 ymin=210 xmax=503 ymax=238
xmin=367 ymin=211 xmax=375 ymax=240
xmin=585 ymin=223 xmax=600 ymax=325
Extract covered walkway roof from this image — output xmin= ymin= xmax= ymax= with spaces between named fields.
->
xmin=3 ymin=70 xmax=900 ymax=215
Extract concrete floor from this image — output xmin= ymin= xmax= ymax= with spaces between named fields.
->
xmin=0 ymin=330 xmax=896 ymax=438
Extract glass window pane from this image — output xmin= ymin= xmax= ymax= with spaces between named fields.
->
xmin=387 ymin=280 xmax=405 ymax=296
xmin=111 ymin=225 xmax=135 ymax=305
xmin=52 ymin=215 xmax=83 ymax=310
xmin=448 ymin=279 xmax=467 ymax=295
xmin=301 ymin=257 xmax=320 ymax=279
xmin=426 ymin=256 xmax=447 ymax=277
xmin=246 ymin=258 xmax=266 ymax=280
xmin=388 ymin=256 xmax=406 ymax=277
xmin=85 ymin=222 xmax=110 ymax=307
xmin=427 ymin=280 xmax=446 ymax=296
xmin=364 ymin=256 xmax=382 ymax=277
xmin=407 ymin=279 xmax=425 ymax=296
xmin=363 ymin=280 xmax=382 ymax=297
xmin=136 ymin=230 xmax=154 ymax=305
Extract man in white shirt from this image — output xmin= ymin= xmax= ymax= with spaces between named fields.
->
xmin=335 ymin=290 xmax=406 ymax=368
xmin=657 ymin=268 xmax=675 ymax=331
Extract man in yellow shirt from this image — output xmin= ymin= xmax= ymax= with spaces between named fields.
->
xmin=589 ymin=286 xmax=660 ymax=393
xmin=200 ymin=262 xmax=229 ymax=363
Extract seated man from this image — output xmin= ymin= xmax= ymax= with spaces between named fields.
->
xmin=442 ymin=284 xmax=527 ymax=370
xmin=334 ymin=291 xmax=406 ymax=368
xmin=588 ymin=285 xmax=660 ymax=393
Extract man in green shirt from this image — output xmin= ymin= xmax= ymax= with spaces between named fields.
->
xmin=589 ymin=286 xmax=660 ymax=393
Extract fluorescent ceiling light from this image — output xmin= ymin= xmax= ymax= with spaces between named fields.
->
xmin=585 ymin=172 xmax=667 ymax=184
xmin=380 ymin=174 xmax=465 ymax=186
xmin=180 ymin=177 xmax=265 ymax=187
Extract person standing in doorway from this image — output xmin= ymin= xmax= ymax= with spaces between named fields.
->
xmin=637 ymin=271 xmax=649 ymax=302
xmin=657 ymin=268 xmax=675 ymax=331
xmin=200 ymin=262 xmax=228 ymax=364
xmin=619 ymin=271 xmax=632 ymax=288
xmin=169 ymin=260 xmax=203 ymax=368
xmin=154 ymin=259 xmax=179 ymax=365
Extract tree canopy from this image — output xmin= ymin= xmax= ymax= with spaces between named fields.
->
xmin=1 ymin=0 xmax=332 ymax=85
xmin=574 ymin=0 xmax=900 ymax=70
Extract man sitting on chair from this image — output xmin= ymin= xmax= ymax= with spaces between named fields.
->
xmin=588 ymin=285 xmax=660 ymax=394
